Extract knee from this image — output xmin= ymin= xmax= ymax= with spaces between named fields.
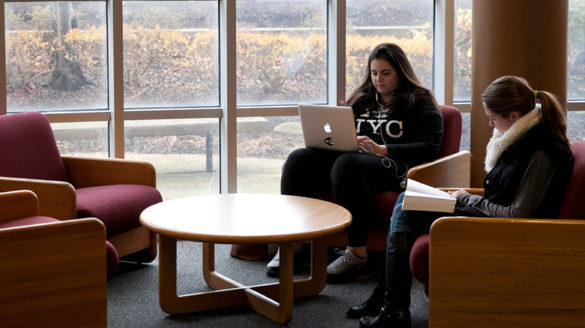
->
xmin=330 ymin=153 xmax=360 ymax=181
xmin=286 ymin=148 xmax=313 ymax=162
xmin=283 ymin=148 xmax=315 ymax=173
xmin=390 ymin=193 xmax=411 ymax=232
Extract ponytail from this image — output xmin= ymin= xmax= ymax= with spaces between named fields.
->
xmin=535 ymin=90 xmax=569 ymax=144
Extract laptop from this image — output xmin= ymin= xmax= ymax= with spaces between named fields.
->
xmin=298 ymin=104 xmax=359 ymax=152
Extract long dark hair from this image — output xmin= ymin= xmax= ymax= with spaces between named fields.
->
xmin=482 ymin=75 xmax=569 ymax=144
xmin=346 ymin=43 xmax=438 ymax=111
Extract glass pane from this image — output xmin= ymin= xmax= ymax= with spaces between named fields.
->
xmin=460 ymin=112 xmax=470 ymax=151
xmin=236 ymin=0 xmax=327 ymax=106
xmin=123 ymin=1 xmax=219 ymax=108
xmin=52 ymin=121 xmax=108 ymax=156
xmin=237 ymin=117 xmax=304 ymax=193
xmin=568 ymin=0 xmax=585 ymax=101
xmin=124 ymin=119 xmax=220 ymax=200
xmin=346 ymin=0 xmax=434 ymax=96
xmin=5 ymin=2 xmax=107 ymax=112
xmin=567 ymin=111 xmax=585 ymax=142
xmin=454 ymin=0 xmax=472 ymax=102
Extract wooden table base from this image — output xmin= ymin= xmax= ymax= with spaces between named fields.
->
xmin=157 ymin=236 xmax=328 ymax=324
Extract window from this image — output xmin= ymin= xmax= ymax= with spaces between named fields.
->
xmin=5 ymin=1 xmax=107 ymax=112
xmin=123 ymin=1 xmax=219 ymax=109
xmin=121 ymin=2 xmax=220 ymax=199
xmin=346 ymin=0 xmax=434 ymax=96
xmin=236 ymin=0 xmax=327 ymax=106
xmin=124 ymin=119 xmax=220 ymax=199
xmin=236 ymin=116 xmax=304 ymax=193
xmin=568 ymin=0 xmax=585 ymax=101
xmin=235 ymin=0 xmax=325 ymax=192
xmin=567 ymin=0 xmax=584 ymax=143
xmin=52 ymin=121 xmax=108 ymax=157
xmin=453 ymin=0 xmax=472 ymax=102
xmin=567 ymin=112 xmax=585 ymax=142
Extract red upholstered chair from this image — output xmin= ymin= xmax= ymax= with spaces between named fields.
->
xmin=0 ymin=112 xmax=163 ymax=275
xmin=424 ymin=141 xmax=585 ymax=327
xmin=326 ymin=105 xmax=471 ymax=251
xmin=0 ymin=190 xmax=107 ymax=328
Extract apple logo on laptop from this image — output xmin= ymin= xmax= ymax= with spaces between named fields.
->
xmin=323 ymin=122 xmax=332 ymax=133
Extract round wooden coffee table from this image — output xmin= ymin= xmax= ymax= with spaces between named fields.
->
xmin=140 ymin=193 xmax=351 ymax=324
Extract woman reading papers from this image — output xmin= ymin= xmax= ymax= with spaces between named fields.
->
xmin=348 ymin=75 xmax=574 ymax=328
xmin=401 ymin=179 xmax=456 ymax=213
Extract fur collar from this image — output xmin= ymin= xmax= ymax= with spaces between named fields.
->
xmin=484 ymin=108 xmax=542 ymax=172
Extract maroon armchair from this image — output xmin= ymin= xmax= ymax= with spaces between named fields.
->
xmin=0 ymin=112 xmax=163 ymax=275
xmin=425 ymin=142 xmax=585 ymax=327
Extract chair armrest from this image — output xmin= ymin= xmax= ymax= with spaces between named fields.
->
xmin=428 ymin=217 xmax=585 ymax=328
xmin=439 ymin=187 xmax=484 ymax=196
xmin=407 ymin=151 xmax=471 ymax=188
xmin=62 ymin=156 xmax=157 ymax=188
xmin=0 ymin=218 xmax=106 ymax=328
xmin=0 ymin=190 xmax=39 ymax=222
xmin=0 ymin=177 xmax=76 ymax=220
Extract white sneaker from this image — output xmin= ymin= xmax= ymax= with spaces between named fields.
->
xmin=326 ymin=248 xmax=367 ymax=277
xmin=266 ymin=245 xmax=305 ymax=277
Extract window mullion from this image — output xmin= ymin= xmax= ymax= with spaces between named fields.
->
xmin=328 ymin=0 xmax=346 ymax=105
xmin=434 ymin=0 xmax=455 ymax=106
xmin=220 ymin=0 xmax=237 ymax=193
xmin=108 ymin=0 xmax=124 ymax=158
xmin=0 ymin=1 xmax=6 ymax=116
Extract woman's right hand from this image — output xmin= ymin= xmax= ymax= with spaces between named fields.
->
xmin=357 ymin=136 xmax=388 ymax=156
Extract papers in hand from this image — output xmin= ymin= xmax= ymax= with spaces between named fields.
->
xmin=401 ymin=179 xmax=456 ymax=213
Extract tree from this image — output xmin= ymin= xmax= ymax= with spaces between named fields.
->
xmin=49 ymin=2 xmax=91 ymax=91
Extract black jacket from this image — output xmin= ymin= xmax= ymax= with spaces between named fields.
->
xmin=481 ymin=122 xmax=573 ymax=218
xmin=352 ymin=89 xmax=443 ymax=169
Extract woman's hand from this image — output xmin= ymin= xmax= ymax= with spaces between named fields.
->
xmin=357 ymin=136 xmax=388 ymax=155
xmin=447 ymin=189 xmax=468 ymax=199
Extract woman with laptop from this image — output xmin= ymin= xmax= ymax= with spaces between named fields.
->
xmin=351 ymin=75 xmax=573 ymax=328
xmin=266 ymin=43 xmax=444 ymax=279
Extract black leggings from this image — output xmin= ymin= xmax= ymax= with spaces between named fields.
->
xmin=281 ymin=148 xmax=404 ymax=247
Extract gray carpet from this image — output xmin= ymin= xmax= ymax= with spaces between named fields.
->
xmin=107 ymin=242 xmax=428 ymax=328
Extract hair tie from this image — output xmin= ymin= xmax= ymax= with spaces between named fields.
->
xmin=534 ymin=90 xmax=538 ymax=99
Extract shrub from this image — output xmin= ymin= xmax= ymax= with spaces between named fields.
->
xmin=6 ymin=24 xmax=436 ymax=108
xmin=5 ymin=31 xmax=54 ymax=92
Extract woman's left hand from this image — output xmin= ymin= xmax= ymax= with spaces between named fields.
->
xmin=357 ymin=136 xmax=388 ymax=155
xmin=448 ymin=189 xmax=468 ymax=199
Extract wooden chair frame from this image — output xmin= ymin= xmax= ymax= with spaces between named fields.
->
xmin=0 ymin=190 xmax=106 ymax=328
xmin=429 ymin=217 xmax=585 ymax=328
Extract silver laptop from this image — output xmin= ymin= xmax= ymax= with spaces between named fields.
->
xmin=298 ymin=104 xmax=359 ymax=152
